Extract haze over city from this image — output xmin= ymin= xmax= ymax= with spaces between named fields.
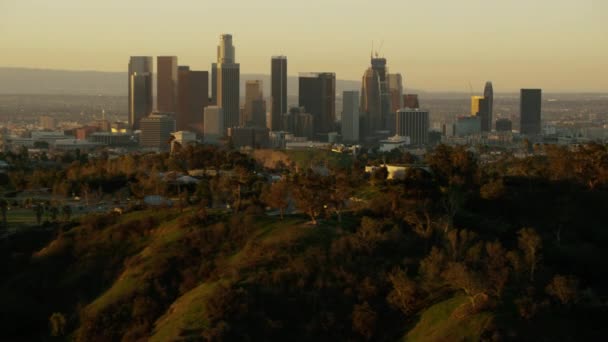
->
xmin=1 ymin=0 xmax=607 ymax=92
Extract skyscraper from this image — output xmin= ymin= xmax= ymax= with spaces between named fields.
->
xmin=128 ymin=56 xmax=153 ymax=130
xmin=484 ymin=81 xmax=494 ymax=131
xmin=203 ymin=106 xmax=224 ymax=145
xmin=396 ymin=109 xmax=429 ymax=146
xmin=520 ymin=89 xmax=542 ymax=135
xmin=157 ymin=56 xmax=178 ymax=113
xmin=244 ymin=80 xmax=263 ymax=126
xmin=188 ymin=70 xmax=210 ymax=133
xmin=360 ymin=57 xmax=391 ymax=138
xmin=471 ymin=96 xmax=484 ymax=116
xmin=215 ymin=34 xmax=240 ymax=132
xmin=177 ymin=67 xmax=209 ymax=132
xmin=342 ymin=91 xmax=360 ymax=143
xmin=177 ymin=66 xmax=191 ymax=131
xmin=271 ymin=56 xmax=287 ymax=131
xmin=139 ymin=112 xmax=176 ymax=151
xmin=388 ymin=73 xmax=404 ymax=113
xmin=298 ymin=72 xmax=336 ymax=137
xmin=471 ymin=96 xmax=491 ymax=133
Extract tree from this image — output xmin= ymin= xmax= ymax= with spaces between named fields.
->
xmin=261 ymin=180 xmax=289 ymax=220
xmin=546 ymin=274 xmax=579 ymax=306
xmin=0 ymin=198 xmax=7 ymax=228
xmin=49 ymin=206 xmax=59 ymax=222
xmin=517 ymin=228 xmax=542 ymax=282
xmin=291 ymin=172 xmax=329 ymax=225
xmin=443 ymin=262 xmax=487 ymax=310
xmin=61 ymin=205 xmax=72 ymax=222
xmin=352 ymin=302 xmax=377 ymax=340
xmin=49 ymin=312 xmax=67 ymax=337
xmin=328 ymin=172 xmax=353 ymax=223
xmin=485 ymin=241 xmax=510 ymax=298
xmin=387 ymin=267 xmax=418 ymax=316
xmin=34 ymin=204 xmax=44 ymax=225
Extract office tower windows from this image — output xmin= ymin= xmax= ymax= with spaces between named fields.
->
xmin=484 ymin=81 xmax=494 ymax=131
xmin=271 ymin=56 xmax=288 ymax=131
xmin=396 ymin=109 xmax=429 ymax=146
xmin=157 ymin=56 xmax=178 ymax=113
xmin=215 ymin=34 xmax=240 ymax=132
xmin=139 ymin=113 xmax=176 ymax=151
xmin=520 ymin=89 xmax=542 ymax=135
xmin=298 ymin=72 xmax=336 ymax=137
xmin=128 ymin=56 xmax=153 ymax=130
xmin=342 ymin=91 xmax=360 ymax=143
xmin=177 ymin=67 xmax=209 ymax=133
xmin=203 ymin=106 xmax=224 ymax=144
xmin=387 ymin=73 xmax=404 ymax=113
xmin=244 ymin=80 xmax=263 ymax=126
xmin=188 ymin=71 xmax=210 ymax=133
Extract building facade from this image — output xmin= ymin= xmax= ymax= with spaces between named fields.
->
xmin=157 ymin=56 xmax=178 ymax=113
xmin=298 ymin=72 xmax=335 ymax=138
xmin=396 ymin=109 xmax=429 ymax=146
xmin=215 ymin=34 xmax=240 ymax=133
xmin=520 ymin=89 xmax=542 ymax=135
xmin=128 ymin=56 xmax=153 ymax=130
xmin=139 ymin=113 xmax=176 ymax=151
xmin=341 ymin=91 xmax=360 ymax=143
xmin=203 ymin=106 xmax=224 ymax=145
xmin=244 ymin=80 xmax=263 ymax=126
xmin=271 ymin=56 xmax=287 ymax=131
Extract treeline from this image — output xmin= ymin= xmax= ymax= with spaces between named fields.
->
xmin=0 ymin=143 xmax=607 ymax=341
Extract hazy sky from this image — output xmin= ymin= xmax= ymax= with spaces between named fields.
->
xmin=1 ymin=0 xmax=607 ymax=92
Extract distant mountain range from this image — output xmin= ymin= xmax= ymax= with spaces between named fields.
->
xmin=0 ymin=67 xmax=364 ymax=96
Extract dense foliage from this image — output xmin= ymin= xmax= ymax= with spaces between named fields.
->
xmin=1 ymin=143 xmax=607 ymax=341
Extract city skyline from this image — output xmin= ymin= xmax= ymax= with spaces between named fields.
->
xmin=1 ymin=0 xmax=607 ymax=92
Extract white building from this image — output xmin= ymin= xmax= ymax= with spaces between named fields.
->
xmin=379 ymin=135 xmax=410 ymax=152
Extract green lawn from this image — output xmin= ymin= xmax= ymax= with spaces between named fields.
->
xmin=404 ymin=295 xmax=494 ymax=342
xmin=6 ymin=208 xmax=37 ymax=226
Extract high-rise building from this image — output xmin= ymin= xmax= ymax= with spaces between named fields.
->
xmin=176 ymin=67 xmax=209 ymax=133
xmin=177 ymin=66 xmax=191 ymax=131
xmin=250 ymin=98 xmax=267 ymax=128
xmin=342 ymin=91 xmax=360 ymax=143
xmin=188 ymin=70 xmax=210 ymax=133
xmin=360 ymin=57 xmax=391 ymax=138
xmin=211 ymin=63 xmax=217 ymax=105
xmin=244 ymin=80 xmax=263 ymax=126
xmin=215 ymin=34 xmax=240 ymax=133
xmin=139 ymin=113 xmax=176 ymax=151
xmin=271 ymin=56 xmax=288 ymax=131
xmin=282 ymin=106 xmax=314 ymax=140
xmin=520 ymin=89 xmax=542 ymax=135
xmin=157 ymin=56 xmax=178 ymax=113
xmin=495 ymin=118 xmax=513 ymax=132
xmin=471 ymin=96 xmax=491 ymax=133
xmin=403 ymin=94 xmax=420 ymax=109
xmin=298 ymin=73 xmax=335 ymax=137
xmin=484 ymin=81 xmax=494 ymax=131
xmin=455 ymin=116 xmax=482 ymax=136
xmin=396 ymin=109 xmax=429 ymax=146
xmin=388 ymin=73 xmax=404 ymax=113
xmin=203 ymin=106 xmax=224 ymax=144
xmin=471 ymin=96 xmax=484 ymax=116
xmin=128 ymin=56 xmax=153 ymax=130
